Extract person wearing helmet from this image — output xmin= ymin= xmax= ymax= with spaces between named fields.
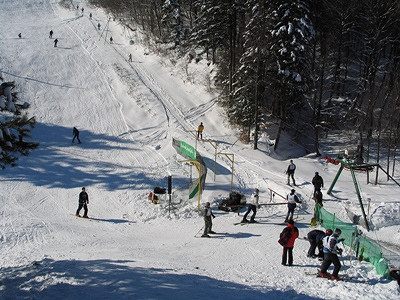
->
xmin=319 ymin=228 xmax=345 ymax=280
xmin=241 ymin=188 xmax=260 ymax=223
xmin=201 ymin=202 xmax=215 ymax=237
xmin=307 ymin=229 xmax=333 ymax=259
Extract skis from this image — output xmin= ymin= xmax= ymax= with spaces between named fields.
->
xmin=233 ymin=220 xmax=268 ymax=225
xmin=305 ymin=271 xmax=355 ymax=282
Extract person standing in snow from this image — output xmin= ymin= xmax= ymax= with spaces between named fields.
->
xmin=128 ymin=53 xmax=132 ymax=62
xmin=241 ymin=188 xmax=259 ymax=223
xmin=307 ymin=229 xmax=332 ymax=259
xmin=76 ymin=187 xmax=89 ymax=218
xmin=54 ymin=38 xmax=58 ymax=47
xmin=279 ymin=219 xmax=299 ymax=266
xmin=110 ymin=36 xmax=113 ymax=44
xmin=319 ymin=228 xmax=344 ymax=280
xmin=285 ymin=189 xmax=301 ymax=222
xmin=201 ymin=202 xmax=215 ymax=238
xmin=312 ymin=172 xmax=324 ymax=197
xmin=197 ymin=122 xmax=204 ymax=140
xmin=72 ymin=127 xmax=82 ymax=144
xmin=98 ymin=23 xmax=101 ymax=30
xmin=89 ymin=13 xmax=92 ymax=19
xmin=286 ymin=160 xmax=296 ymax=185
xmin=49 ymin=30 xmax=53 ymax=38
xmin=18 ymin=33 xmax=22 ymax=38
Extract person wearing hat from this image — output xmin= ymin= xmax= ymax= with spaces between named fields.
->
xmin=76 ymin=187 xmax=89 ymax=218
xmin=201 ymin=202 xmax=215 ymax=237
xmin=241 ymin=188 xmax=260 ymax=223
xmin=319 ymin=228 xmax=345 ymax=280
xmin=285 ymin=189 xmax=302 ymax=223
xmin=307 ymin=229 xmax=333 ymax=259
xmin=279 ymin=219 xmax=299 ymax=266
xmin=312 ymin=172 xmax=324 ymax=198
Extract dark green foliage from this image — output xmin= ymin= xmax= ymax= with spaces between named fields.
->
xmin=0 ymin=80 xmax=38 ymax=169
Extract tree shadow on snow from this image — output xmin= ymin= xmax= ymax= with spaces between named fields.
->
xmin=0 ymin=122 xmax=175 ymax=191
xmin=0 ymin=258 xmax=323 ymax=300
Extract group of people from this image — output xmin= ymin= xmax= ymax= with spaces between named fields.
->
xmin=279 ymin=220 xmax=344 ymax=280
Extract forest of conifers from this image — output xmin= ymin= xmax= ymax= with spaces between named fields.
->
xmin=88 ymin=0 xmax=400 ymax=173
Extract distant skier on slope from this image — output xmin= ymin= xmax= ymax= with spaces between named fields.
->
xmin=49 ymin=30 xmax=53 ymax=38
xmin=76 ymin=187 xmax=89 ymax=218
xmin=72 ymin=127 xmax=81 ymax=144
xmin=197 ymin=122 xmax=204 ymax=140
xmin=201 ymin=202 xmax=215 ymax=237
xmin=312 ymin=172 xmax=324 ymax=196
xmin=53 ymin=38 xmax=58 ymax=47
xmin=286 ymin=159 xmax=296 ymax=186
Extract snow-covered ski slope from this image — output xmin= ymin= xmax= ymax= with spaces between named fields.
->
xmin=0 ymin=1 xmax=399 ymax=299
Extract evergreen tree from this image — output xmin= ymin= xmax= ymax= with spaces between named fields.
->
xmin=0 ymin=78 xmax=38 ymax=169
xmin=265 ymin=0 xmax=315 ymax=149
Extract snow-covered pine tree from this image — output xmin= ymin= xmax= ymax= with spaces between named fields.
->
xmin=161 ymin=0 xmax=186 ymax=46
xmin=230 ymin=0 xmax=269 ymax=145
xmin=0 ymin=77 xmax=38 ymax=169
xmin=266 ymin=0 xmax=315 ymax=149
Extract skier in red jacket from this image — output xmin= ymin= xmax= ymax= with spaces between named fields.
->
xmin=280 ymin=220 xmax=299 ymax=266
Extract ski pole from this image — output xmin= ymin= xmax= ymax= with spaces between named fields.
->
xmin=195 ymin=225 xmax=204 ymax=237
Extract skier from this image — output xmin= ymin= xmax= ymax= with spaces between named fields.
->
xmin=49 ymin=30 xmax=53 ymax=38
xmin=110 ymin=36 xmax=113 ymax=43
xmin=54 ymin=38 xmax=58 ymax=47
xmin=241 ymin=188 xmax=259 ymax=223
xmin=307 ymin=229 xmax=332 ymax=259
xmin=285 ymin=189 xmax=301 ymax=222
xmin=279 ymin=220 xmax=299 ymax=266
xmin=319 ymin=228 xmax=345 ymax=280
xmin=286 ymin=160 xmax=296 ymax=185
xmin=98 ymin=23 xmax=101 ymax=30
xmin=76 ymin=187 xmax=89 ymax=218
xmin=81 ymin=7 xmax=84 ymax=15
xmin=201 ymin=202 xmax=215 ymax=238
xmin=312 ymin=172 xmax=324 ymax=196
xmin=128 ymin=53 xmax=132 ymax=62
xmin=72 ymin=127 xmax=81 ymax=144
xmin=89 ymin=13 xmax=92 ymax=19
xmin=197 ymin=122 xmax=204 ymax=140
xmin=18 ymin=33 xmax=22 ymax=38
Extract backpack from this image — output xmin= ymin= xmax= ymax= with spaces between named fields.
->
xmin=278 ymin=227 xmax=292 ymax=246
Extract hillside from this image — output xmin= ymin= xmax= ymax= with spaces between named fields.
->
xmin=0 ymin=1 xmax=399 ymax=299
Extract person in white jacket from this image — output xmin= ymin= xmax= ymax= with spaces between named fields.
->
xmin=241 ymin=188 xmax=260 ymax=223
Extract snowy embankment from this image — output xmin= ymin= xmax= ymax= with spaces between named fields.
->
xmin=0 ymin=1 xmax=399 ymax=299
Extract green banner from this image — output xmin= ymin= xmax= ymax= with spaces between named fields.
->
xmin=180 ymin=141 xmax=196 ymax=160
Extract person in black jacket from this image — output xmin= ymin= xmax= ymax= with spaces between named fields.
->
xmin=76 ymin=187 xmax=89 ymax=218
xmin=312 ymin=172 xmax=324 ymax=196
xmin=72 ymin=127 xmax=81 ymax=144
xmin=307 ymin=229 xmax=332 ymax=258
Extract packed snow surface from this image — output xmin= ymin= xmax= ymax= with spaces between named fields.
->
xmin=0 ymin=1 xmax=399 ymax=299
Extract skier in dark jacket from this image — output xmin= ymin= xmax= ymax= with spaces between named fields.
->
xmin=54 ymin=38 xmax=58 ymax=47
xmin=49 ymin=30 xmax=53 ymax=38
xmin=72 ymin=127 xmax=81 ymax=144
xmin=76 ymin=187 xmax=89 ymax=218
xmin=319 ymin=228 xmax=344 ymax=280
xmin=312 ymin=172 xmax=324 ymax=197
xmin=280 ymin=220 xmax=299 ymax=266
xmin=307 ymin=229 xmax=333 ymax=258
